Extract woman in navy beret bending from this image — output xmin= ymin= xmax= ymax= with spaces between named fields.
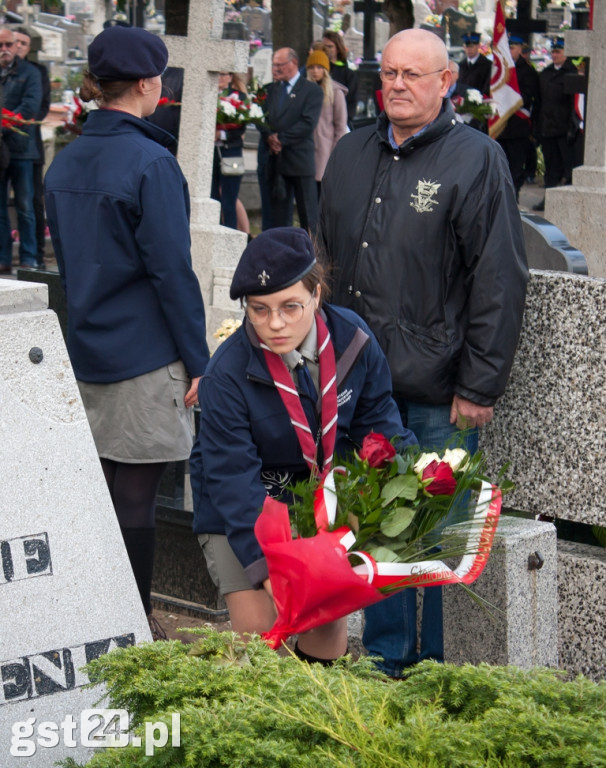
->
xmin=190 ymin=227 xmax=416 ymax=662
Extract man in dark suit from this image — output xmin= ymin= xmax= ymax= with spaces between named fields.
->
xmin=259 ymin=47 xmax=323 ymax=233
xmin=459 ymin=32 xmax=491 ymax=96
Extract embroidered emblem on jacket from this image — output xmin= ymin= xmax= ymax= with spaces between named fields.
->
xmin=261 ymin=470 xmax=292 ymax=497
xmin=410 ymin=180 xmax=441 ymax=213
xmin=337 ymin=388 xmax=353 ymax=407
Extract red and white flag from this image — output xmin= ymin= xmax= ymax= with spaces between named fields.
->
xmin=488 ymin=0 xmax=523 ymax=139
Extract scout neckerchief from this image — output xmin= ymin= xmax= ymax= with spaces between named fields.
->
xmin=259 ymin=312 xmax=338 ymax=478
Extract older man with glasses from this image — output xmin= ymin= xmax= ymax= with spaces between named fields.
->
xmin=0 ymin=26 xmax=42 ymax=274
xmin=319 ymin=28 xmax=528 ymax=678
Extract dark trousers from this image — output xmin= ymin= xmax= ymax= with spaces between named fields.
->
xmin=498 ymin=136 xmax=527 ymax=197
xmin=211 ymin=148 xmax=243 ymax=230
xmin=272 ymin=174 xmax=318 ymax=233
xmin=33 ymin=162 xmax=45 ymax=263
xmin=541 ymin=135 xmax=574 ymax=188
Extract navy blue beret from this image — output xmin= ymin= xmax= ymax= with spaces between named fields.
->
xmin=462 ymin=32 xmax=481 ymax=44
xmin=88 ymin=26 xmax=168 ymax=81
xmin=509 ymin=34 xmax=525 ymax=45
xmin=230 ymin=228 xmax=316 ymax=300
xmin=551 ymin=36 xmax=565 ymax=50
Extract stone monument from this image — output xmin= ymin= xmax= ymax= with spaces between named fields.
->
xmin=546 ymin=5 xmax=606 ymax=277
xmin=164 ymin=0 xmax=249 ymax=344
xmin=449 ymin=270 xmax=606 ymax=680
xmin=0 ymin=279 xmax=151 ymax=767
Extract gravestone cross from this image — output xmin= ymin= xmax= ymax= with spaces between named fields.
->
xmin=163 ymin=0 xmax=249 ymax=343
xmin=545 ymin=0 xmax=606 ymax=277
xmin=563 ymin=1 xmax=605 ymax=180
xmin=353 ymin=0 xmax=383 ymax=61
xmin=164 ymin=0 xmax=248 ymax=223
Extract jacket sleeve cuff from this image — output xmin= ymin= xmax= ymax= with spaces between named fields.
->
xmin=454 ymin=386 xmax=497 ymax=407
xmin=244 ymin=558 xmax=269 ymax=590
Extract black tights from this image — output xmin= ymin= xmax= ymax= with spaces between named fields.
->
xmin=101 ymin=459 xmax=167 ymax=614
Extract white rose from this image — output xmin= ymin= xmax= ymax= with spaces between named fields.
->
xmin=441 ymin=448 xmax=469 ymax=473
xmin=221 ymin=100 xmax=237 ymax=117
xmin=466 ymin=89 xmax=483 ymax=105
xmin=413 ymin=452 xmax=441 ymax=474
xmin=249 ymin=103 xmax=263 ymax=119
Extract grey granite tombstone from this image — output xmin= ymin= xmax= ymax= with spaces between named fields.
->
xmin=0 ymin=279 xmax=151 ymax=767
xmin=479 ymin=271 xmax=606 ymax=680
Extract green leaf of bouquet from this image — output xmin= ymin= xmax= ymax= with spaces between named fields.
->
xmin=381 ymin=474 xmax=418 ymax=505
xmin=367 ymin=545 xmax=401 ymax=562
xmin=380 ymin=506 xmax=415 ymax=537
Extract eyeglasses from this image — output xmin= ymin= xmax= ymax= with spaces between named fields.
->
xmin=379 ymin=67 xmax=445 ymax=84
xmin=245 ymin=294 xmax=315 ymax=325
xmin=0 ymin=42 xmax=14 ymax=49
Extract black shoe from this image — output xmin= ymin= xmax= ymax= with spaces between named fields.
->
xmin=532 ymin=200 xmax=545 ymax=212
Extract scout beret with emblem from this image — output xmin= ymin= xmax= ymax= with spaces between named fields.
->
xmin=230 ymin=227 xmax=316 ymax=300
xmin=551 ymin=36 xmax=565 ymax=50
xmin=509 ymin=34 xmax=525 ymax=45
xmin=88 ymin=26 xmax=168 ymax=81
xmin=462 ymin=32 xmax=481 ymax=44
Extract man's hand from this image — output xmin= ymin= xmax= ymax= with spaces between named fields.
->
xmin=267 ymin=133 xmax=282 ymax=154
xmin=450 ymin=394 xmax=494 ymax=430
xmin=184 ymin=376 xmax=201 ymax=408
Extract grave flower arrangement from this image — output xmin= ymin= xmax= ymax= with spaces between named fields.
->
xmin=255 ymin=433 xmax=508 ymax=647
xmin=216 ymin=91 xmax=265 ymax=131
xmin=454 ymin=88 xmax=496 ymax=124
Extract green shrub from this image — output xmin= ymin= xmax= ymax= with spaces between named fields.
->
xmin=61 ymin=629 xmax=606 ymax=768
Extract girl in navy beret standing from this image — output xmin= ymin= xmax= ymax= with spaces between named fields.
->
xmin=190 ymin=227 xmax=416 ymax=663
xmin=45 ymin=26 xmax=209 ymax=640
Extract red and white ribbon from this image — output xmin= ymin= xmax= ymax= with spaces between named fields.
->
xmin=313 ymin=471 xmax=501 ymax=592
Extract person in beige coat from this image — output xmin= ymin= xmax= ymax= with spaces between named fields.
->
xmin=306 ymin=49 xmax=348 ymax=196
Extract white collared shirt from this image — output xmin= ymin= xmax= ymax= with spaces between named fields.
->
xmin=285 ymin=70 xmax=300 ymax=94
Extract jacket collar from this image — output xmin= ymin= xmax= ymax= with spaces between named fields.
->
xmin=0 ymin=56 xmax=23 ymax=81
xmin=81 ymin=108 xmax=176 ymax=149
xmin=376 ymin=99 xmax=456 ymax=154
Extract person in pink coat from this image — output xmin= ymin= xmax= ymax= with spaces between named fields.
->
xmin=306 ymin=49 xmax=348 ymax=197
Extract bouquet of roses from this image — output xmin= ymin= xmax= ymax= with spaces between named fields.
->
xmin=454 ymin=88 xmax=496 ymax=124
xmin=254 ymin=433 xmax=508 ymax=648
xmin=216 ymin=91 xmax=266 ymax=131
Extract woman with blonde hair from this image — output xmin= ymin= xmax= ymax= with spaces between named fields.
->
xmin=306 ymin=49 xmax=348 ymax=196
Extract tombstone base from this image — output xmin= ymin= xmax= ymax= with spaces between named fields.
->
xmin=557 ymin=540 xmax=606 ymax=682
xmin=189 ymin=218 xmax=247 ymax=344
xmin=546 ymin=179 xmax=606 ymax=278
xmin=443 ymin=516 xmax=558 ymax=669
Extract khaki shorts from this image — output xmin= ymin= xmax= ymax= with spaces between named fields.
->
xmin=198 ymin=533 xmax=253 ymax=595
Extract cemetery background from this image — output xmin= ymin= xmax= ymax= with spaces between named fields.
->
xmin=0 ymin=10 xmax=605 ymax=768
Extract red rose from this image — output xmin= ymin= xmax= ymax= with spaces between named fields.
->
xmin=422 ymin=460 xmax=457 ymax=496
xmin=359 ymin=432 xmax=396 ymax=468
